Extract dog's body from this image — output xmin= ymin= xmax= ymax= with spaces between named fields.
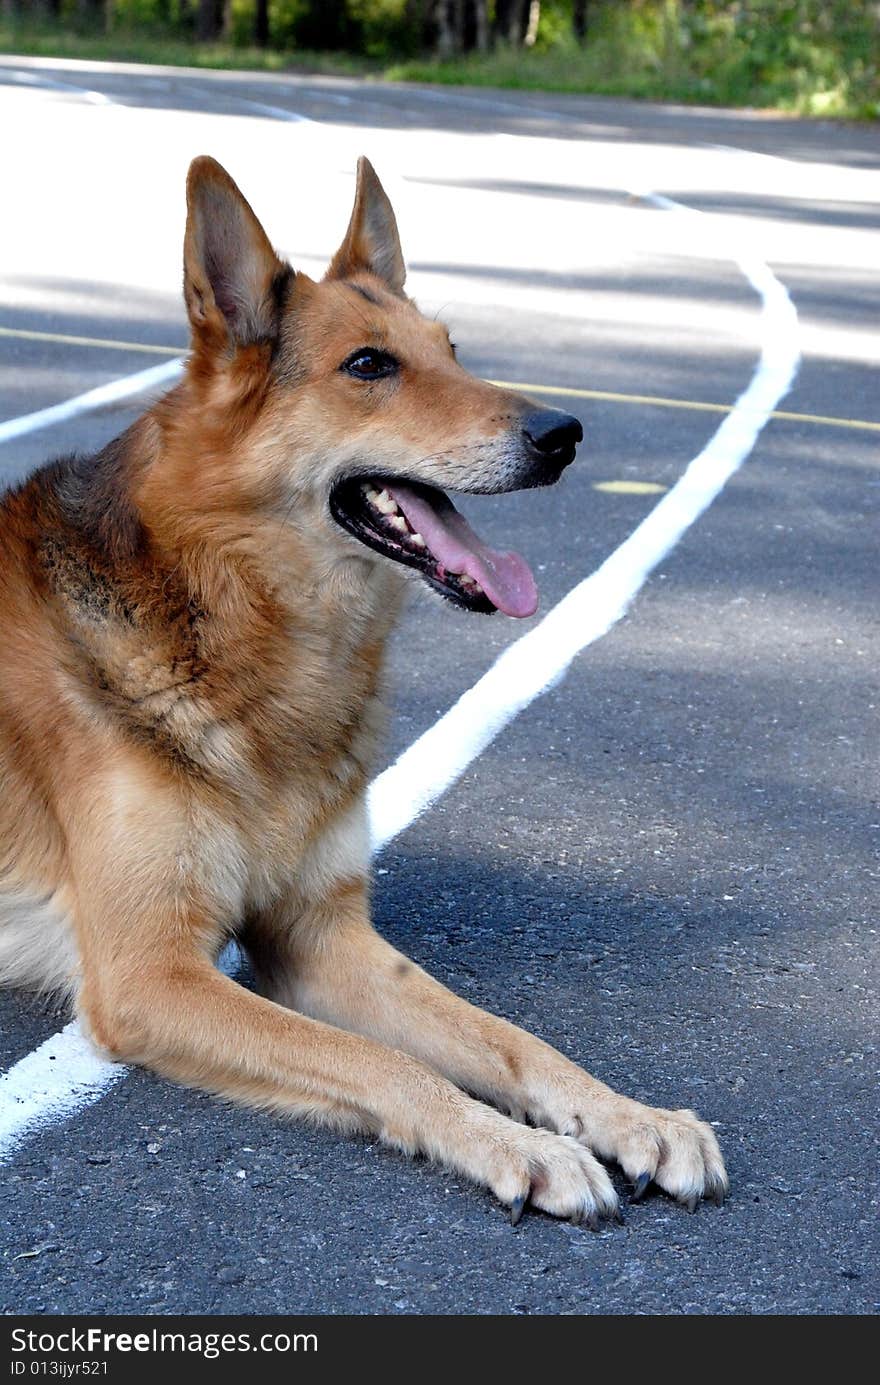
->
xmin=0 ymin=158 xmax=726 ymax=1223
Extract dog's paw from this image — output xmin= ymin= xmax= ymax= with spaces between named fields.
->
xmin=479 ymin=1122 xmax=621 ymax=1227
xmin=567 ymin=1094 xmax=728 ymax=1211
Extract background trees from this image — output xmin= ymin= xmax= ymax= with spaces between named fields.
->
xmin=2 ymin=3 xmax=876 ymax=118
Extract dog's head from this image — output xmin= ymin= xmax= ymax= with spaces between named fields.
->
xmin=180 ymin=155 xmax=582 ymax=617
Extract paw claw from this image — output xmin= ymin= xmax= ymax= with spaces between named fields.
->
xmin=569 ymin=1203 xmax=601 ymax=1231
xmin=706 ymin=1175 xmax=727 ymax=1207
xmin=683 ymin=1192 xmax=699 ymax=1214
xmin=632 ymin=1171 xmax=651 ymax=1201
xmin=509 ymin=1193 xmax=527 ymax=1226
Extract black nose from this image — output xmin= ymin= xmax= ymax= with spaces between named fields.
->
xmin=522 ymin=409 xmax=583 ymax=466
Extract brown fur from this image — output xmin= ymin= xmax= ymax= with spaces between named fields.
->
xmin=0 ymin=157 xmax=727 ymax=1222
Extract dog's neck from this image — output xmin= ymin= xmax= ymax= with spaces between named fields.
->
xmin=130 ymin=385 xmax=406 ymax=646
xmin=40 ymin=402 xmax=405 ymax=798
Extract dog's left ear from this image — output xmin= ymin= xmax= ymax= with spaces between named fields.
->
xmin=326 ymin=156 xmax=406 ymax=294
xmin=184 ymin=156 xmax=290 ymax=354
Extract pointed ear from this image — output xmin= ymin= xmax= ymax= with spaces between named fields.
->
xmin=326 ymin=156 xmax=406 ymax=293
xmin=183 ymin=156 xmax=290 ymax=353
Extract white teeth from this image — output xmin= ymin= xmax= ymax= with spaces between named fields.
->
xmin=459 ymin=574 xmax=477 ymax=588
xmin=374 ymin=489 xmax=398 ymax=515
xmin=360 ymin=482 xmax=422 ymax=544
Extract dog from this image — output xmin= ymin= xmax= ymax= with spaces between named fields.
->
xmin=0 ymin=156 xmax=727 ymax=1225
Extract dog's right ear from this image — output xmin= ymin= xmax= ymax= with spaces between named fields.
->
xmin=184 ymin=157 xmax=290 ymax=356
xmin=326 ymin=156 xmax=406 ymax=294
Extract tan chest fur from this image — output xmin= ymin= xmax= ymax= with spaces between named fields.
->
xmin=0 ymin=515 xmax=404 ymax=990
xmin=98 ymin=545 xmax=400 ymax=876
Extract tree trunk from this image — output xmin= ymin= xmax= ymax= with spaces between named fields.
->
xmin=197 ymin=0 xmax=221 ymax=42
xmin=435 ymin=0 xmax=455 ymax=57
xmin=404 ymin=0 xmax=429 ymax=50
xmin=573 ymin=0 xmax=590 ymax=42
xmin=455 ymin=0 xmax=467 ymax=52
xmin=297 ymin=0 xmax=350 ymax=49
xmin=473 ymin=0 xmax=490 ymax=53
xmin=254 ymin=0 xmax=269 ymax=47
xmin=524 ymin=0 xmax=540 ymax=48
xmin=75 ymin=0 xmax=104 ymax=25
xmin=497 ymin=0 xmax=528 ymax=47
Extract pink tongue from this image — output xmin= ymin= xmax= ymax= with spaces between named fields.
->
xmin=386 ymin=482 xmax=538 ymax=619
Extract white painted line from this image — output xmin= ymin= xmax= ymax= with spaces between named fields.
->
xmin=301 ymin=89 xmax=353 ymax=106
xmin=402 ymin=84 xmax=568 ymax=122
xmin=0 ymin=193 xmax=798 ymax=1161
xmin=0 ymin=358 xmax=185 ymax=446
xmin=0 ymin=1023 xmax=126 ymax=1160
xmin=179 ymin=82 xmax=313 ymax=125
xmin=708 ymin=142 xmax=796 ymax=169
xmin=3 ymin=67 xmax=112 ymax=106
xmin=0 ymin=951 xmax=239 ymax=1162
xmin=240 ymin=98 xmax=312 ymax=124
xmin=368 ymin=194 xmax=799 ymax=849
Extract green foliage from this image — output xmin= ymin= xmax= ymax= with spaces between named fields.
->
xmin=347 ymin=0 xmax=418 ymax=58
xmin=107 ymin=0 xmax=193 ymax=31
xmin=395 ymin=1 xmax=879 ymax=117
xmin=530 ymin=1 xmax=574 ymax=50
xmin=0 ymin=21 xmax=373 ymax=75
xmin=270 ymin=1 xmax=309 ymax=48
xmin=2 ymin=1 xmax=877 ymax=118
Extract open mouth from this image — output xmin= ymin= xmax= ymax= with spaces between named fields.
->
xmin=329 ymin=477 xmax=539 ymax=618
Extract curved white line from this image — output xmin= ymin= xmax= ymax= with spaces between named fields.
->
xmin=0 ymin=1022 xmax=126 ymax=1156
xmin=0 ymin=195 xmax=799 ymax=1161
xmin=368 ymin=198 xmax=799 ymax=850
xmin=240 ymin=98 xmax=312 ymax=124
xmin=3 ymin=67 xmax=112 ymax=106
xmin=0 ymin=359 xmax=185 ymax=446
xmin=178 ymin=82 xmax=312 ymax=125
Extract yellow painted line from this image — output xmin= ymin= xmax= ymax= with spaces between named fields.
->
xmin=0 ymin=326 xmax=182 ymax=356
xmin=1 ymin=327 xmax=877 ymax=435
xmin=593 ymin=480 xmax=668 ymax=495
xmin=489 ymin=378 xmax=880 ymax=436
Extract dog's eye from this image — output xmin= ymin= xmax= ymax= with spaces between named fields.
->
xmin=342 ymin=348 xmax=399 ymax=381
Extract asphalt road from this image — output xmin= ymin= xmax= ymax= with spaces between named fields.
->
xmin=0 ymin=57 xmax=877 ymax=1317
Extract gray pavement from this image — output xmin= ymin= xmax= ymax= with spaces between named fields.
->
xmin=0 ymin=60 xmax=877 ymax=1315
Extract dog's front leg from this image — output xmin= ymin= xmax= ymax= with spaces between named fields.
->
xmin=256 ymin=881 xmax=728 ymax=1211
xmin=74 ymin=892 xmax=619 ymax=1225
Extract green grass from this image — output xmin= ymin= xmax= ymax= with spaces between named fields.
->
xmin=0 ymin=26 xmax=377 ymax=78
xmin=388 ymin=39 xmax=878 ymax=120
xmin=1 ymin=20 xmax=876 ymax=120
